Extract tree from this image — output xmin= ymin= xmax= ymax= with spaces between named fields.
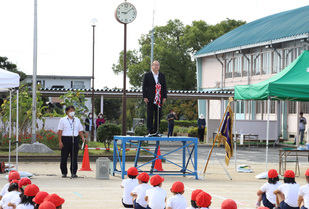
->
xmin=1 ymin=84 xmax=46 ymax=136
xmin=0 ymin=57 xmax=27 ymax=81
xmin=59 ymin=90 xmax=89 ymax=121
xmin=112 ymin=18 xmax=246 ymax=90
xmin=94 ymin=98 xmax=122 ymax=123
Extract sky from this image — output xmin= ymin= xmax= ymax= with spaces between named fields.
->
xmin=0 ymin=0 xmax=308 ymax=89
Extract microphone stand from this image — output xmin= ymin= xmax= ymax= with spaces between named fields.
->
xmin=71 ymin=116 xmax=75 ymax=179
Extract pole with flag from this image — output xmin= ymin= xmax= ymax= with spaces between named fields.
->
xmin=203 ymin=97 xmax=234 ymax=174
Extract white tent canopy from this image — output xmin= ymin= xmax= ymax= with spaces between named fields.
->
xmin=0 ymin=68 xmax=21 ymax=170
xmin=0 ymin=68 xmax=20 ymax=90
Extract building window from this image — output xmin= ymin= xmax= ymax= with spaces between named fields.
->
xmin=73 ymin=81 xmax=85 ymax=89
xmin=272 ymin=51 xmax=281 ymax=74
xmin=285 ymin=49 xmax=294 ymax=67
xmin=236 ymin=100 xmax=245 ymax=113
xmin=301 ymin=102 xmax=309 ymax=114
xmin=234 ymin=57 xmax=241 ymax=77
xmin=225 ymin=59 xmax=233 ymax=78
xmin=253 ymin=54 xmax=261 ymax=75
xmin=262 ymin=52 xmax=271 ymax=75
xmin=288 ymin=101 xmax=296 ymax=114
xmin=71 ymin=81 xmax=73 ymax=88
xmin=242 ymin=56 xmax=250 ymax=77
xmin=256 ymin=101 xmax=262 ymax=114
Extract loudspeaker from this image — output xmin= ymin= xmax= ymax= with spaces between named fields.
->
xmin=96 ymin=157 xmax=110 ymax=180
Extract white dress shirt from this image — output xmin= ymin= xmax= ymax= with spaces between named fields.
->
xmin=57 ymin=116 xmax=83 ymax=136
xmin=152 ymin=71 xmax=159 ymax=84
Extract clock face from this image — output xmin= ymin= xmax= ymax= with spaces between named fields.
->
xmin=115 ymin=2 xmax=137 ymax=24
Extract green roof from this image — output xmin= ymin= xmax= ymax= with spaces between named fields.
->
xmin=195 ymin=5 xmax=309 ymax=57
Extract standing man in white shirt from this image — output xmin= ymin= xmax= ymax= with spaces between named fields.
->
xmin=57 ymin=105 xmax=86 ymax=178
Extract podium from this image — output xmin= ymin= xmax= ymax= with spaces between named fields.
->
xmin=113 ymin=136 xmax=198 ymax=179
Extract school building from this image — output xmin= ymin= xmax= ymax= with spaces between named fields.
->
xmin=194 ymin=5 xmax=309 ymax=141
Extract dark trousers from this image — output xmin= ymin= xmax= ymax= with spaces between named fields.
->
xmin=198 ymin=128 xmax=205 ymax=142
xmin=60 ymin=136 xmax=79 ymax=175
xmin=294 ymin=129 xmax=305 ymax=144
xmin=262 ymin=193 xmax=275 ymax=209
xmin=168 ymin=123 xmax=174 ymax=137
xmin=134 ymin=199 xmax=146 ymax=209
xmin=147 ymin=103 xmax=162 ymax=133
xmin=122 ymin=199 xmax=134 ymax=208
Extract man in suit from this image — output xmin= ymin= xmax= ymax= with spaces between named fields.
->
xmin=143 ymin=60 xmax=167 ymax=134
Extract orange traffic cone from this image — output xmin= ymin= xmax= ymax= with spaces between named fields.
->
xmin=79 ymin=144 xmax=92 ymax=171
xmin=154 ymin=146 xmax=164 ymax=171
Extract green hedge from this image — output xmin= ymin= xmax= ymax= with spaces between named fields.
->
xmin=97 ymin=123 xmax=121 ymax=148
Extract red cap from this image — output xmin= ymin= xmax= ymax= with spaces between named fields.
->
xmin=137 ymin=172 xmax=149 ymax=183
xmin=9 ymin=171 xmax=20 ymax=181
xmin=171 ymin=181 xmax=184 ymax=193
xmin=196 ymin=192 xmax=212 ymax=208
xmin=24 ymin=184 xmax=40 ymax=197
xmin=10 ymin=179 xmax=19 ymax=185
xmin=221 ymin=199 xmax=237 ymax=209
xmin=38 ymin=201 xmax=56 ymax=209
xmin=257 ymin=207 xmax=269 ymax=209
xmin=33 ymin=191 xmax=49 ymax=205
xmin=268 ymin=169 xmax=278 ymax=179
xmin=305 ymin=168 xmax=309 ymax=176
xmin=284 ymin=170 xmax=295 ymax=178
xmin=150 ymin=175 xmax=164 ymax=186
xmin=127 ymin=167 xmax=139 ymax=176
xmin=191 ymin=189 xmax=203 ymax=201
xmin=19 ymin=178 xmax=32 ymax=189
xmin=44 ymin=194 xmax=65 ymax=207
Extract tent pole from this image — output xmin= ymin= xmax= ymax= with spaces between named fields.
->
xmin=16 ymin=90 xmax=19 ymax=171
xmin=234 ymin=100 xmax=237 ymax=171
xmin=266 ymin=98 xmax=270 ymax=172
xmin=9 ymin=90 xmax=12 ymax=171
xmin=296 ymin=101 xmax=300 ymax=147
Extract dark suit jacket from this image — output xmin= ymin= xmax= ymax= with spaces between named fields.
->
xmin=142 ymin=71 xmax=167 ymax=103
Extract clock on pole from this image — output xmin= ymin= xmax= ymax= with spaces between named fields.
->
xmin=115 ymin=1 xmax=137 ymax=135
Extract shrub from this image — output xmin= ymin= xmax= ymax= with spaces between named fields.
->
xmin=188 ymin=127 xmax=199 ymax=137
xmin=159 ymin=120 xmax=168 ymax=133
xmin=97 ymin=123 xmax=121 ymax=148
xmin=134 ymin=125 xmax=148 ymax=136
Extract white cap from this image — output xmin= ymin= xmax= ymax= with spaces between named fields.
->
xmin=199 ymin=114 xmax=205 ymax=119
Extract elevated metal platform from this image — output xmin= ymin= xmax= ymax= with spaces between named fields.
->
xmin=113 ymin=136 xmax=198 ymax=179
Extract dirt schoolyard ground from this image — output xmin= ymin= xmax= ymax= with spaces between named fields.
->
xmin=0 ymin=145 xmax=308 ymax=209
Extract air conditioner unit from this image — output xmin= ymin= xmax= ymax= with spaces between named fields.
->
xmin=96 ymin=157 xmax=110 ymax=180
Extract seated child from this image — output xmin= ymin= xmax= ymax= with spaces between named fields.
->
xmin=298 ymin=168 xmax=309 ymax=209
xmin=145 ymin=175 xmax=167 ymax=209
xmin=33 ymin=191 xmax=49 ymax=209
xmin=221 ymin=199 xmax=237 ymax=209
xmin=196 ymin=192 xmax=212 ymax=209
xmin=167 ymin=181 xmax=187 ymax=209
xmin=256 ymin=169 xmax=281 ymax=208
xmin=16 ymin=184 xmax=40 ymax=209
xmin=121 ymin=167 xmax=139 ymax=208
xmin=131 ymin=172 xmax=152 ymax=209
xmin=187 ymin=189 xmax=203 ymax=209
xmin=273 ymin=170 xmax=300 ymax=209
xmin=44 ymin=193 xmax=65 ymax=209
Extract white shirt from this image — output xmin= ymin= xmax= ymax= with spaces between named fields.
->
xmin=131 ymin=183 xmax=152 ymax=208
xmin=152 ymin=71 xmax=159 ymax=84
xmin=186 ymin=207 xmax=195 ymax=209
xmin=260 ymin=181 xmax=282 ymax=204
xmin=57 ymin=116 xmax=83 ymax=136
xmin=299 ymin=184 xmax=309 ymax=208
xmin=10 ymin=194 xmax=21 ymax=206
xmin=145 ymin=186 xmax=167 ymax=209
xmin=278 ymin=183 xmax=300 ymax=207
xmin=16 ymin=204 xmax=34 ymax=209
xmin=0 ymin=191 xmax=21 ymax=209
xmin=121 ymin=179 xmax=139 ymax=205
xmin=0 ymin=183 xmax=9 ymax=197
xmin=166 ymin=194 xmax=187 ymax=209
